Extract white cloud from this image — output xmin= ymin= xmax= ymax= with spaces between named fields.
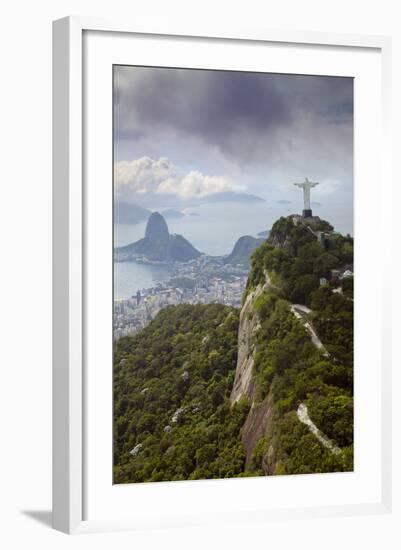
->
xmin=114 ymin=156 xmax=176 ymax=192
xmin=114 ymin=157 xmax=245 ymax=200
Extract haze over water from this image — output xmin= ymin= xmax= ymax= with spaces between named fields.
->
xmin=114 ymin=201 xmax=353 ymax=300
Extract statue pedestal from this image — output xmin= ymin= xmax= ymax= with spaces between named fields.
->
xmin=302 ymin=209 xmax=312 ymax=218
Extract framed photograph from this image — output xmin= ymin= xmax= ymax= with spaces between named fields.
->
xmin=53 ymin=17 xmax=392 ymax=534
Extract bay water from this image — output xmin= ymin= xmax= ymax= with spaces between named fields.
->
xmin=114 ymin=202 xmax=353 ymax=300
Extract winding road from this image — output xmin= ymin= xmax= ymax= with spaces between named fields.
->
xmin=290 ymin=304 xmax=329 ymax=357
xmin=297 ymin=403 xmax=341 ymax=455
xmin=291 ymin=304 xmax=341 ymax=453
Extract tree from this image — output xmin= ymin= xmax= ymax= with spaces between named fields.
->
xmin=290 ymin=274 xmax=318 ymax=305
xmin=313 ymin=252 xmax=339 ymax=278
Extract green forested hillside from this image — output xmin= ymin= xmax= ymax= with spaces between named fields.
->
xmin=113 ymin=304 xmax=249 ymax=483
xmin=246 ymin=216 xmax=353 ymax=305
xmin=244 ymin=216 xmax=353 ymax=474
xmin=113 ymin=216 xmax=354 ymax=482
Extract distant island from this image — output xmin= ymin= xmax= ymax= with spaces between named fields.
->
xmin=117 ymin=191 xmax=265 ymax=211
xmin=114 ymin=203 xmax=202 ymax=224
xmin=199 ymin=192 xmax=264 ymax=204
xmin=114 ymin=211 xmax=271 ymax=266
xmin=115 ymin=212 xmax=201 ymax=262
xmin=161 ymin=208 xmax=185 ymax=219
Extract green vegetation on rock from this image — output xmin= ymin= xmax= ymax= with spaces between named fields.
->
xmin=246 ymin=216 xmax=353 ymax=305
xmin=113 ymin=214 xmax=354 ymax=482
xmin=248 ymin=290 xmax=353 ymax=475
xmin=243 ymin=216 xmax=353 ymax=475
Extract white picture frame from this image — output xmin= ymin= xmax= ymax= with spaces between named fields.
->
xmin=52 ymin=16 xmax=392 ymax=534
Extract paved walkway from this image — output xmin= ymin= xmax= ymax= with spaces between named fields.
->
xmin=292 ymin=305 xmax=341 ymax=454
xmin=297 ymin=403 xmax=341 ymax=455
xmin=290 ymin=304 xmax=329 ymax=357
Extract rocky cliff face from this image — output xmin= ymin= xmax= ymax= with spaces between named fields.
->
xmin=229 ymin=214 xmax=353 ymax=475
xmin=144 ymin=212 xmax=170 ymax=243
xmin=230 ymin=270 xmax=277 ymax=471
xmin=230 ymin=272 xmax=270 ymax=404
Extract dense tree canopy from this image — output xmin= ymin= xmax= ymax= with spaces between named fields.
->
xmin=114 ymin=215 xmax=354 ymax=482
xmin=249 ymin=290 xmax=353 ymax=474
xmin=246 ymin=217 xmax=353 ymax=307
xmin=114 ymin=304 xmax=250 ymax=483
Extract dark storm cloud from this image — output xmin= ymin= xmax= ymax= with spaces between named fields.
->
xmin=129 ymin=70 xmax=288 ymax=140
xmin=114 ymin=66 xmax=353 ymax=165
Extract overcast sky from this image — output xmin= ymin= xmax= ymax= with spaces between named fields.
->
xmin=114 ymin=65 xmax=353 ymax=208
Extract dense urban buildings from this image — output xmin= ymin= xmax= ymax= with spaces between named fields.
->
xmin=113 ymin=255 xmax=248 ymax=339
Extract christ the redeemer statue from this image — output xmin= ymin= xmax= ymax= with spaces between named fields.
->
xmin=293 ymin=177 xmax=319 ymax=218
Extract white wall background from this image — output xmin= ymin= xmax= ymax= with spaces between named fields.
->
xmin=0 ymin=1 xmax=399 ymax=548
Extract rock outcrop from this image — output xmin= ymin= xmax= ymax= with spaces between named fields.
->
xmin=229 ymin=214 xmax=342 ymax=472
xmin=230 ymin=272 xmax=271 ymax=404
xmin=230 ymin=270 xmax=278 ymax=470
xmin=115 ymin=212 xmax=201 ymax=262
xmin=224 ymin=235 xmax=265 ymax=267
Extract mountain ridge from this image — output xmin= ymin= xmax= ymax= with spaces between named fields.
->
xmin=224 ymin=235 xmax=265 ymax=266
xmin=113 ymin=213 xmax=354 ymax=480
xmin=115 ymin=212 xmax=201 ymax=262
xmin=231 ymin=214 xmax=353 ymax=474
